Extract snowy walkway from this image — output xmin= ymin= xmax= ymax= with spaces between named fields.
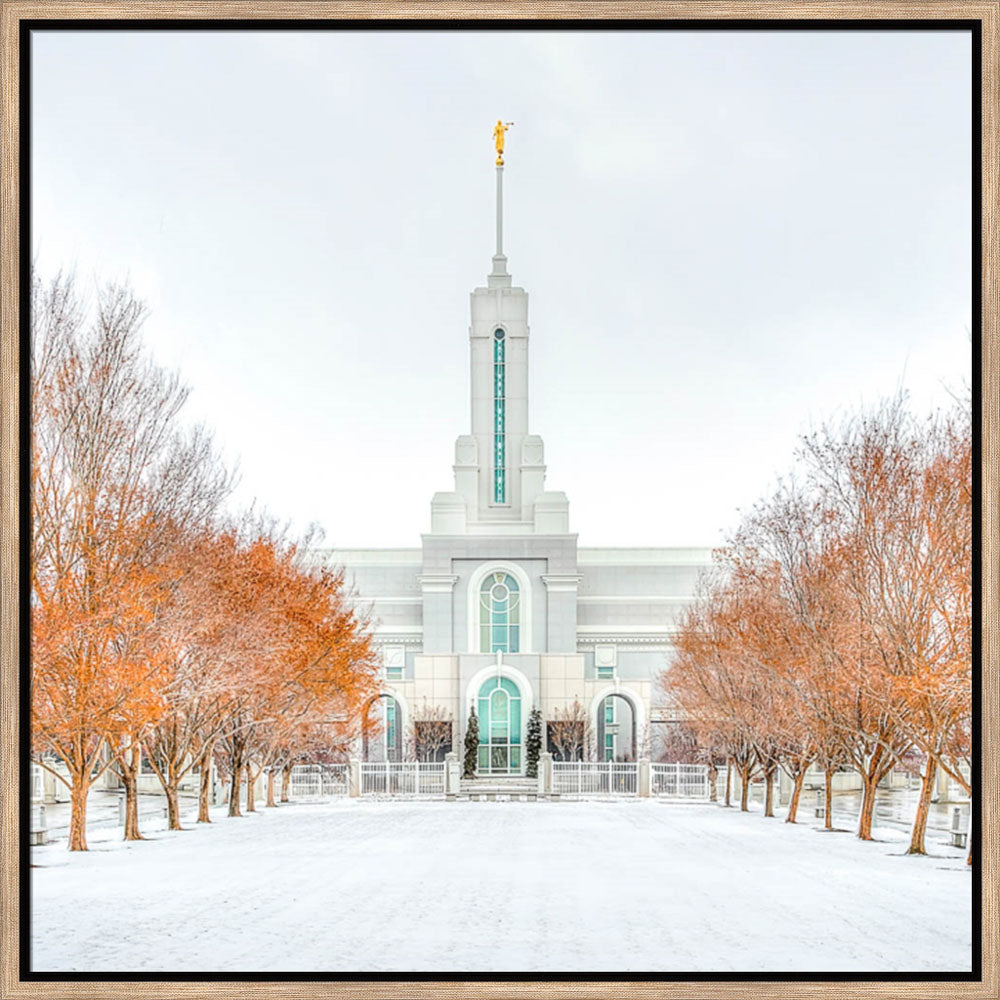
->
xmin=30 ymin=799 xmax=972 ymax=974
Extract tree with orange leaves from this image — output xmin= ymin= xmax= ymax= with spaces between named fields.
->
xmin=799 ymin=397 xmax=970 ymax=849
xmin=665 ymin=394 xmax=971 ymax=851
xmin=669 ymin=573 xmax=761 ymax=813
xmin=140 ymin=524 xmax=273 ymax=830
xmin=31 ymin=271 xmax=230 ymax=850
xmin=212 ymin=527 xmax=379 ymax=817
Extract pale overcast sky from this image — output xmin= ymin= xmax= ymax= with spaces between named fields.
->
xmin=31 ymin=28 xmax=972 ymax=548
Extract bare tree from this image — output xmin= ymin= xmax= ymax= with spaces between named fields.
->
xmin=409 ymin=702 xmax=454 ymax=762
xmin=548 ymin=699 xmax=594 ymax=762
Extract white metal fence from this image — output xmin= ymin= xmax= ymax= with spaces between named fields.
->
xmin=360 ymin=761 xmax=446 ymax=797
xmin=651 ymin=763 xmax=710 ymax=800
xmin=289 ymin=764 xmax=349 ymax=800
xmin=552 ymin=761 xmax=638 ymax=796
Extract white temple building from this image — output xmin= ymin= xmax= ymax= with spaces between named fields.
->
xmin=316 ymin=128 xmax=713 ymax=773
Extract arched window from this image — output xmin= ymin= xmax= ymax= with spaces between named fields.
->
xmin=363 ymin=694 xmax=403 ymax=762
xmin=596 ymin=694 xmax=636 ymax=762
xmin=477 ymin=676 xmax=522 ymax=773
xmin=479 ymin=571 xmax=520 ymax=653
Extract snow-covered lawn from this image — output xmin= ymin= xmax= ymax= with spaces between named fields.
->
xmin=30 ymin=799 xmax=972 ymax=974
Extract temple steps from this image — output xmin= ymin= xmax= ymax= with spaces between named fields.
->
xmin=453 ymin=776 xmax=549 ymax=801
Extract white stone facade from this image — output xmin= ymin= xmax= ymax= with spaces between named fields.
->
xmin=316 ymin=163 xmax=712 ymax=772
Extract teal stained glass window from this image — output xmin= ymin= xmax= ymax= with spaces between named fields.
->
xmin=493 ymin=329 xmax=506 ymax=503
xmin=385 ymin=698 xmax=396 ymax=756
xmin=604 ymin=697 xmax=615 ymax=761
xmin=478 ymin=572 xmax=520 ymax=653
xmin=476 ymin=677 xmax=522 ymax=773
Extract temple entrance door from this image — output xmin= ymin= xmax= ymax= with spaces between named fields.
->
xmin=476 ymin=677 xmax=522 ymax=775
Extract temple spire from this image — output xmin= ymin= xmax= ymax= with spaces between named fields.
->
xmin=489 ymin=120 xmax=514 ymax=288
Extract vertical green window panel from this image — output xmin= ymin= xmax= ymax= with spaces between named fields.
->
xmin=509 ymin=700 xmax=521 ymax=743
xmin=493 ymin=331 xmax=506 ymax=503
xmin=478 ymin=698 xmax=490 ymax=742
xmin=491 ymin=689 xmax=508 ymax=721
xmin=385 ymin=700 xmax=396 ymax=751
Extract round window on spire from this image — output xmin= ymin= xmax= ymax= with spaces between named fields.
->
xmin=494 ymin=328 xmax=505 ymax=340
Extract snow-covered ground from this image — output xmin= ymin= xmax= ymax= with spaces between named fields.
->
xmin=30 ymin=799 xmax=972 ymax=974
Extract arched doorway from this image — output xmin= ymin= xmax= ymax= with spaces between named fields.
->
xmin=596 ymin=694 xmax=637 ymax=762
xmin=363 ymin=694 xmax=403 ymax=762
xmin=476 ymin=677 xmax=522 ymax=774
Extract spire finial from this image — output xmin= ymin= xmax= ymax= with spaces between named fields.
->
xmin=493 ymin=120 xmax=514 ymax=166
xmin=489 ymin=121 xmax=514 ymax=288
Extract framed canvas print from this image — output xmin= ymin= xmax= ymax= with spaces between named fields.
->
xmin=1 ymin=3 xmax=996 ymax=999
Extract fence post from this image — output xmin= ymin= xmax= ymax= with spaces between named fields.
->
xmin=539 ymin=752 xmax=553 ymax=796
xmin=445 ymin=752 xmax=460 ymax=798
xmin=31 ymin=798 xmax=48 ymax=846
xmin=951 ymin=806 xmax=968 ymax=848
xmin=415 ymin=763 xmax=421 ymax=797
xmin=639 ymin=758 xmax=651 ymax=798
xmin=578 ymin=762 xmax=583 ymax=796
xmin=349 ymin=759 xmax=361 ymax=798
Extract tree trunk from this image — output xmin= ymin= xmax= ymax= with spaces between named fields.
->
xmin=122 ymin=767 xmax=142 ymax=841
xmin=266 ymin=769 xmax=277 ymax=807
xmin=165 ymin=777 xmax=182 ymax=831
xmin=245 ymin=763 xmax=256 ymax=812
xmin=764 ymin=766 xmax=776 ymax=818
xmin=739 ymin=763 xmax=750 ymax=812
xmin=119 ymin=742 xmax=144 ymax=841
xmin=228 ymin=761 xmax=242 ymax=817
xmin=197 ymin=746 xmax=213 ymax=823
xmin=708 ymin=764 xmax=718 ymax=803
xmin=68 ymin=776 xmax=90 ymax=852
xmin=858 ymin=773 xmax=878 ymax=840
xmin=724 ymin=759 xmax=732 ymax=808
xmin=281 ymin=763 xmax=292 ymax=803
xmin=786 ymin=770 xmax=805 ymax=823
xmin=906 ymin=756 xmax=936 ymax=855
xmin=825 ymin=768 xmax=834 ymax=830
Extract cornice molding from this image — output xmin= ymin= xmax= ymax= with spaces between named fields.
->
xmin=419 ymin=574 xmax=460 ymax=594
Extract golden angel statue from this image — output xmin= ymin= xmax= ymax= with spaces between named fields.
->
xmin=493 ymin=120 xmax=514 ymax=165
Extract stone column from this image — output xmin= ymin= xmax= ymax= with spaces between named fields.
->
xmin=542 ymin=574 xmax=581 ymax=653
xmin=638 ymin=758 xmax=651 ymax=798
xmin=349 ymin=759 xmax=361 ymax=798
xmin=419 ymin=574 xmax=459 ymax=654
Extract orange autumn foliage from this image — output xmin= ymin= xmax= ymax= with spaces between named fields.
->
xmin=31 ymin=271 xmax=378 ymax=849
xmin=664 ymin=395 xmax=972 ymax=853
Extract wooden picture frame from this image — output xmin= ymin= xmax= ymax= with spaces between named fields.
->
xmin=1 ymin=4 xmax=996 ymax=998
